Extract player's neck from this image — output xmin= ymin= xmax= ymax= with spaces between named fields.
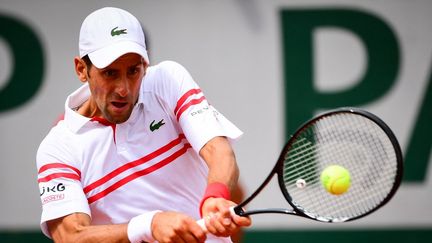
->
xmin=77 ymin=99 xmax=101 ymax=118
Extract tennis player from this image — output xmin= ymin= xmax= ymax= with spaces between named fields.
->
xmin=36 ymin=7 xmax=250 ymax=243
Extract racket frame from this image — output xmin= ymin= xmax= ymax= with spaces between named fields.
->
xmin=234 ymin=108 xmax=404 ymax=222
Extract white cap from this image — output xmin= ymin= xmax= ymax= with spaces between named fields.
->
xmin=79 ymin=7 xmax=149 ymax=68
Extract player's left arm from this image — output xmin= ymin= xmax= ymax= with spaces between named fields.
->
xmin=199 ymin=136 xmax=251 ymax=237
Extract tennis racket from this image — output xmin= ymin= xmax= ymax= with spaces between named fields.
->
xmin=199 ymin=107 xmax=403 ymax=227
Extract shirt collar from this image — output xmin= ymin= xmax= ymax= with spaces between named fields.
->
xmin=64 ymin=83 xmax=92 ymax=133
xmin=63 ymin=82 xmax=144 ymax=133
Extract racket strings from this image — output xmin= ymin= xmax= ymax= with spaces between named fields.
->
xmin=318 ymin=114 xmax=397 ymax=219
xmin=282 ymin=112 xmax=399 ymax=221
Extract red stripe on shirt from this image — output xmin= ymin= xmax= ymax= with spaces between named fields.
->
xmin=174 ymin=88 xmax=202 ymax=115
xmin=38 ymin=163 xmax=81 ymax=177
xmin=176 ymin=96 xmax=206 ymax=121
xmin=38 ymin=172 xmax=81 ymax=183
xmin=83 ymin=134 xmax=186 ymax=194
xmin=87 ymin=143 xmax=192 ymax=204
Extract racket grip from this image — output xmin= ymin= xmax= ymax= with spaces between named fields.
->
xmin=196 ymin=206 xmax=236 ymax=232
xmin=196 ymin=218 xmax=207 ymax=231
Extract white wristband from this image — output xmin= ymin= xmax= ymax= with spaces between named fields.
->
xmin=127 ymin=210 xmax=161 ymax=243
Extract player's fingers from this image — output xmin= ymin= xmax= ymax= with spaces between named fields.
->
xmin=159 ymin=233 xmax=185 ymax=243
xmin=232 ymin=213 xmax=252 ymax=227
xmin=205 ymin=213 xmax=224 ymax=235
xmin=207 ymin=213 xmax=232 ymax=237
xmin=203 ymin=213 xmax=217 ymax=233
xmin=214 ymin=201 xmax=235 ymax=223
xmin=176 ymin=217 xmax=206 ymax=243
xmin=180 ymin=231 xmax=204 ymax=243
xmin=216 ymin=199 xmax=235 ymax=212
xmin=213 ymin=206 xmax=232 ymax=226
xmin=189 ymin=220 xmax=207 ymax=242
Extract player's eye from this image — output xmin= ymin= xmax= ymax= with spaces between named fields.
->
xmin=103 ymin=69 xmax=117 ymax=78
xmin=128 ymin=66 xmax=141 ymax=75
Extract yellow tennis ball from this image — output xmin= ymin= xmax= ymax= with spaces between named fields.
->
xmin=320 ymin=165 xmax=351 ymax=195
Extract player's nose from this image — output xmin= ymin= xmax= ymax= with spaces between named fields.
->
xmin=115 ymin=79 xmax=129 ymax=97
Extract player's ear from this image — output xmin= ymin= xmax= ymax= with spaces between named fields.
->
xmin=74 ymin=56 xmax=88 ymax=83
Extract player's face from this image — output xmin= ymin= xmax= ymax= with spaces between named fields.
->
xmin=86 ymin=53 xmax=147 ymax=124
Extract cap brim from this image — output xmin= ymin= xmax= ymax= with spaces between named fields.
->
xmin=88 ymin=41 xmax=149 ymax=69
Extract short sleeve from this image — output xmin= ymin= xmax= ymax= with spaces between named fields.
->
xmin=153 ymin=61 xmax=243 ymax=152
xmin=36 ymin=135 xmax=90 ymax=238
xmin=179 ymin=104 xmax=243 ymax=152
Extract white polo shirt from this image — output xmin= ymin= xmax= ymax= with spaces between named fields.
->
xmin=36 ymin=61 xmax=242 ymax=242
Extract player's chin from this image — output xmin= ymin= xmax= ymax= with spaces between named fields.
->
xmin=107 ymin=104 xmax=133 ymax=123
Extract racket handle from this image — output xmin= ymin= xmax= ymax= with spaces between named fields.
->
xmin=196 ymin=206 xmax=236 ymax=232
xmin=196 ymin=218 xmax=207 ymax=231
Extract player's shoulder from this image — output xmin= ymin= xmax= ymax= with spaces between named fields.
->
xmin=146 ymin=60 xmax=188 ymax=79
xmin=143 ymin=60 xmax=189 ymax=90
xmin=36 ymin=122 xmax=78 ymax=167
xmin=45 ymin=120 xmax=72 ymax=139
xmin=37 ymin=122 xmax=70 ymax=153
xmin=153 ymin=60 xmax=186 ymax=71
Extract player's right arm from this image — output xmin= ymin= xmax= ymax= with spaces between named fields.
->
xmin=47 ymin=213 xmax=128 ymax=243
xmin=46 ymin=211 xmax=207 ymax=243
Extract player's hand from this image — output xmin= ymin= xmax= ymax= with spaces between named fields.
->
xmin=151 ymin=211 xmax=207 ymax=243
xmin=201 ymin=197 xmax=252 ymax=237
